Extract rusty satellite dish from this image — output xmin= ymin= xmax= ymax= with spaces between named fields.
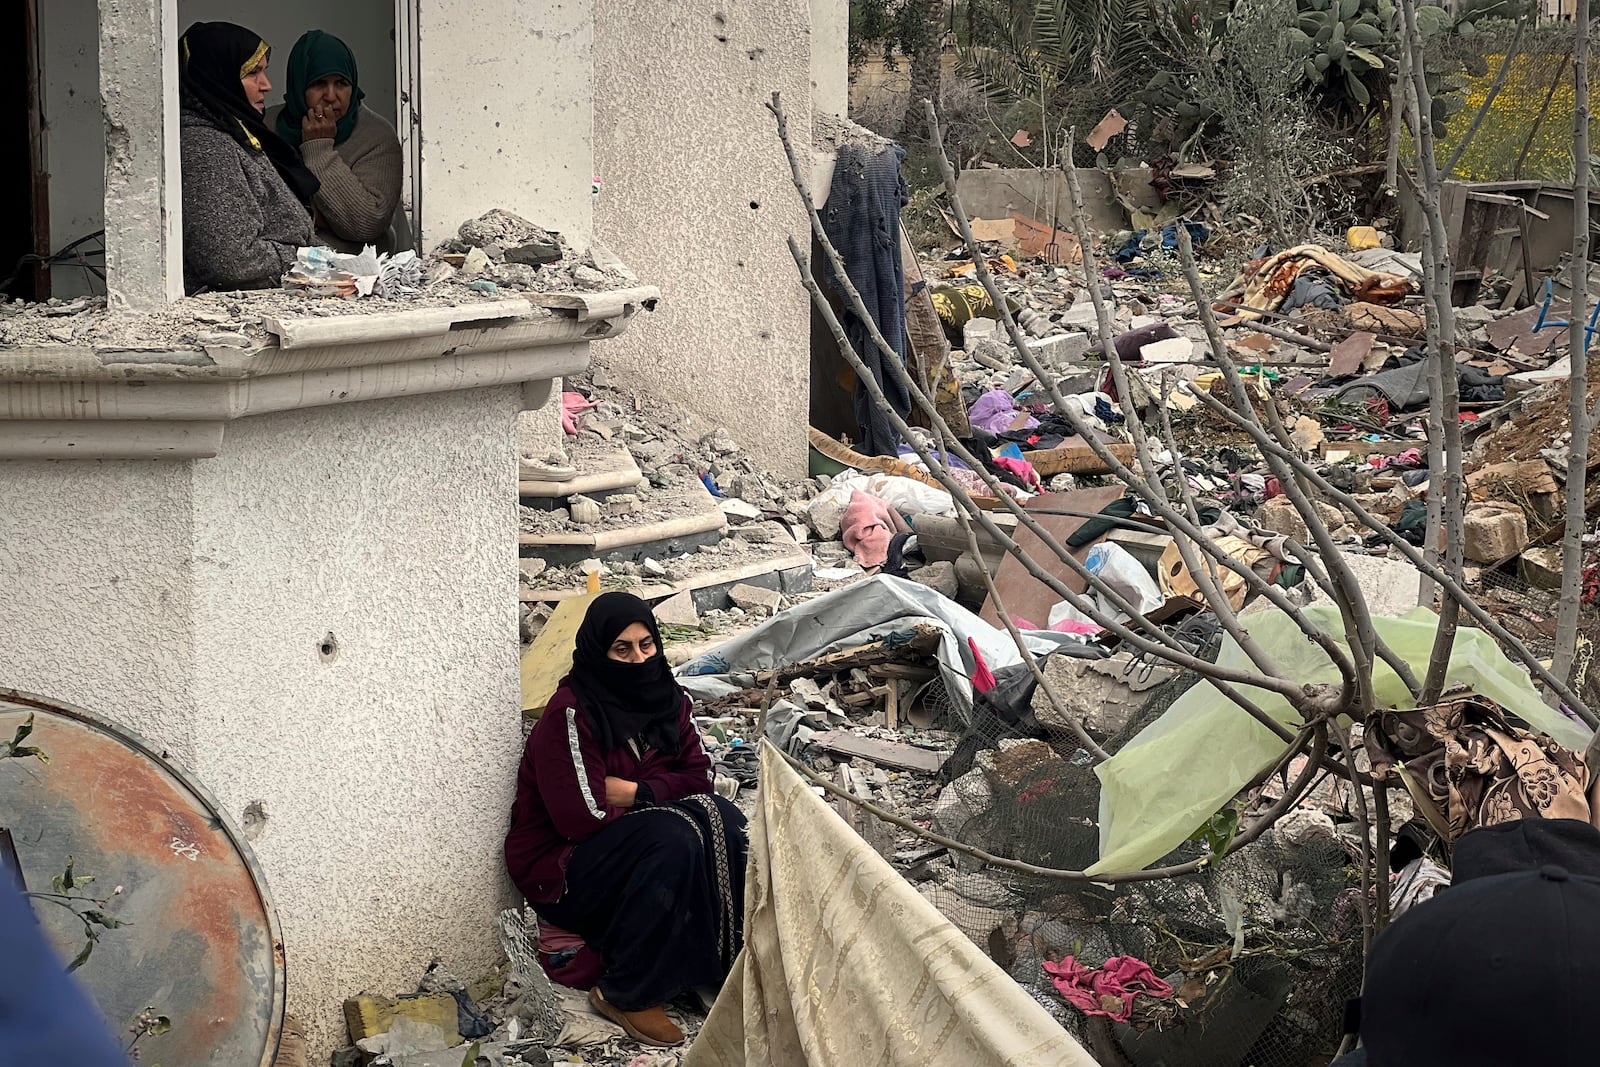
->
xmin=0 ymin=689 xmax=284 ymax=1067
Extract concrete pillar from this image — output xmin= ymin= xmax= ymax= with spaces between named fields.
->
xmin=98 ymin=0 xmax=184 ymax=309
xmin=593 ymin=0 xmax=815 ymax=478
xmin=418 ymin=0 xmax=594 ymax=251
xmin=810 ymin=0 xmax=849 ymax=119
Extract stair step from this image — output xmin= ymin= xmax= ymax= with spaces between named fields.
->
xmin=521 ymin=533 xmax=814 ymax=607
xmin=519 ymin=436 xmax=645 ymax=500
xmin=519 ymin=474 xmax=727 ymax=567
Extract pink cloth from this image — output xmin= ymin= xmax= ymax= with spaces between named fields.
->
xmin=993 ymin=455 xmax=1041 ymax=491
xmin=561 ymin=391 xmax=598 ymax=435
xmin=1044 ymin=955 xmax=1174 ymax=1022
xmin=841 ymin=491 xmax=898 ymax=568
xmin=967 ymin=637 xmax=997 ymax=694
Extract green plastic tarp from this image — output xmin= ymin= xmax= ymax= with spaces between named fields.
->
xmin=1088 ymin=604 xmax=1592 ymax=876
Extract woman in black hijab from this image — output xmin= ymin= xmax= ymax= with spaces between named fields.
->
xmin=177 ymin=22 xmax=317 ymax=293
xmin=504 ymin=593 xmax=747 ymax=1048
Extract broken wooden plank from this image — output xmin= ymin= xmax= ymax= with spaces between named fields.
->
xmin=754 ymin=624 xmax=943 ymax=686
xmin=810 ymin=732 xmax=946 ymax=774
xmin=1022 ymin=442 xmax=1138 ymax=477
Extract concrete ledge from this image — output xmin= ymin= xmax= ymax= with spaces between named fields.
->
xmin=0 ymin=292 xmax=660 ymax=459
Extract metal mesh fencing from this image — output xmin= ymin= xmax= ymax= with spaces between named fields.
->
xmin=865 ymin=650 xmax=1365 ymax=1066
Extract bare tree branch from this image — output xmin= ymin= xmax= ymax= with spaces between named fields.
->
xmin=1188 ymin=385 xmax=1597 ymax=724
xmin=1399 ymin=0 xmax=1467 ymax=705
xmin=1444 ymin=16 xmax=1529 ymax=177
xmin=1173 ymin=224 xmax=1385 ymax=716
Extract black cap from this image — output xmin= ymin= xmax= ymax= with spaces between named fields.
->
xmin=1452 ymin=818 xmax=1600 ymax=883
xmin=1360 ymin=866 xmax=1600 ymax=1064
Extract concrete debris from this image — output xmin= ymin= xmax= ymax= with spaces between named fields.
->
xmin=0 ymin=207 xmax=638 ymax=352
xmin=1463 ymin=502 xmax=1529 ymax=563
xmin=727 ymin=582 xmax=782 ymax=617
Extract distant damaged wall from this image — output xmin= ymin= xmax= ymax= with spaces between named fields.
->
xmin=593 ymin=0 xmax=816 ymax=478
xmin=419 ymin=0 xmax=595 ymax=251
xmin=39 ymin=0 xmax=104 ymax=298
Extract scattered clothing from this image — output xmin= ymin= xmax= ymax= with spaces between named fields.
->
xmin=822 ymin=143 xmax=910 ymax=457
xmin=1220 ymin=244 xmax=1412 ymax=322
xmin=969 ymin=389 xmax=1037 ymax=435
xmin=1365 ymin=694 xmax=1596 ymax=843
xmin=1043 ymin=955 xmax=1174 ymax=1023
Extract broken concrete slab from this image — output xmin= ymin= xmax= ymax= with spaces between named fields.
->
xmin=1036 ymin=651 xmax=1176 ymax=739
xmin=1521 ymin=545 xmax=1563 ymax=590
xmin=653 ymin=589 xmax=702 ymax=628
xmin=1254 ymin=496 xmax=1342 ymax=542
xmin=810 ymin=731 xmax=946 ymax=773
xmin=729 ymin=582 xmax=783 ymax=616
xmin=908 ymin=561 xmax=960 ymax=600
xmin=1140 ymin=336 xmax=1195 ymax=363
xmin=718 ymin=498 xmax=764 ymax=523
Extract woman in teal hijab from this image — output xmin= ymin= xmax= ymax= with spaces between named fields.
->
xmin=267 ymin=30 xmax=403 ymax=252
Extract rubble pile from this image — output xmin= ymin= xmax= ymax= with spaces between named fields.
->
xmin=0 ymin=209 xmax=636 ymax=352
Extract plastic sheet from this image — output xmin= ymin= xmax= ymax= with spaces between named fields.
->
xmin=1089 ymin=604 xmax=1591 ymax=876
xmin=676 ymin=575 xmax=1095 ymax=725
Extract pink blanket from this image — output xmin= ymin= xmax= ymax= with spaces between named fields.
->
xmin=841 ymin=491 xmax=899 ymax=568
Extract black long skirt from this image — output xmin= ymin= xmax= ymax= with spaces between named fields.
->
xmin=535 ymin=793 xmax=747 ymax=1012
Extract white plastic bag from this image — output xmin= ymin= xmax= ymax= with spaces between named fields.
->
xmin=1084 ymin=542 xmax=1162 ymax=617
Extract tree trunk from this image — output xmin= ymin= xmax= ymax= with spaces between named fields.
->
xmin=1553 ymin=2 xmax=1592 ymax=698
xmin=900 ymin=0 xmax=945 ymax=139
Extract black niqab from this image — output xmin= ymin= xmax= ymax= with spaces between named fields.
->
xmin=568 ymin=592 xmax=684 ymax=753
xmin=179 ymin=21 xmax=320 ymax=205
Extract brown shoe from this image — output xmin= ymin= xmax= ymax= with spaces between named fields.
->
xmin=588 ymin=986 xmax=685 ymax=1047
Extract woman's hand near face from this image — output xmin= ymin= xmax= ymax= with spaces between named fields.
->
xmin=302 ymin=106 xmax=337 ymax=142
xmin=604 ymin=777 xmax=639 ymax=807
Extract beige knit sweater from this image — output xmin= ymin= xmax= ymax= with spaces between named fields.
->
xmin=268 ymin=106 xmax=404 ymax=253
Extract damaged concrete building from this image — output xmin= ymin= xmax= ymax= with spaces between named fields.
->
xmin=2 ymin=0 xmax=845 ymax=1056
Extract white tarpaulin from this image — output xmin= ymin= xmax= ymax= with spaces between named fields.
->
xmin=675 ymin=575 xmax=1093 ymax=724
xmin=683 ymin=741 xmax=1097 ymax=1067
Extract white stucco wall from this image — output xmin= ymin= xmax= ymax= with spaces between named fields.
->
xmin=592 ymin=0 xmax=815 ymax=478
xmin=0 ymin=386 xmax=525 ymax=1056
xmin=187 ymin=387 xmax=524 ymax=1054
xmin=0 ymin=459 xmax=200 ymax=764
xmin=418 ymin=0 xmax=595 ymax=251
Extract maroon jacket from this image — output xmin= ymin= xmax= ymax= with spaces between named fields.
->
xmin=504 ymin=683 xmax=714 ymax=904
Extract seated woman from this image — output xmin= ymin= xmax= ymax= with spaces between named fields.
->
xmin=178 ymin=22 xmax=317 ymax=294
xmin=269 ymin=31 xmax=404 ymax=253
xmin=505 ymin=593 xmax=746 ymax=1048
